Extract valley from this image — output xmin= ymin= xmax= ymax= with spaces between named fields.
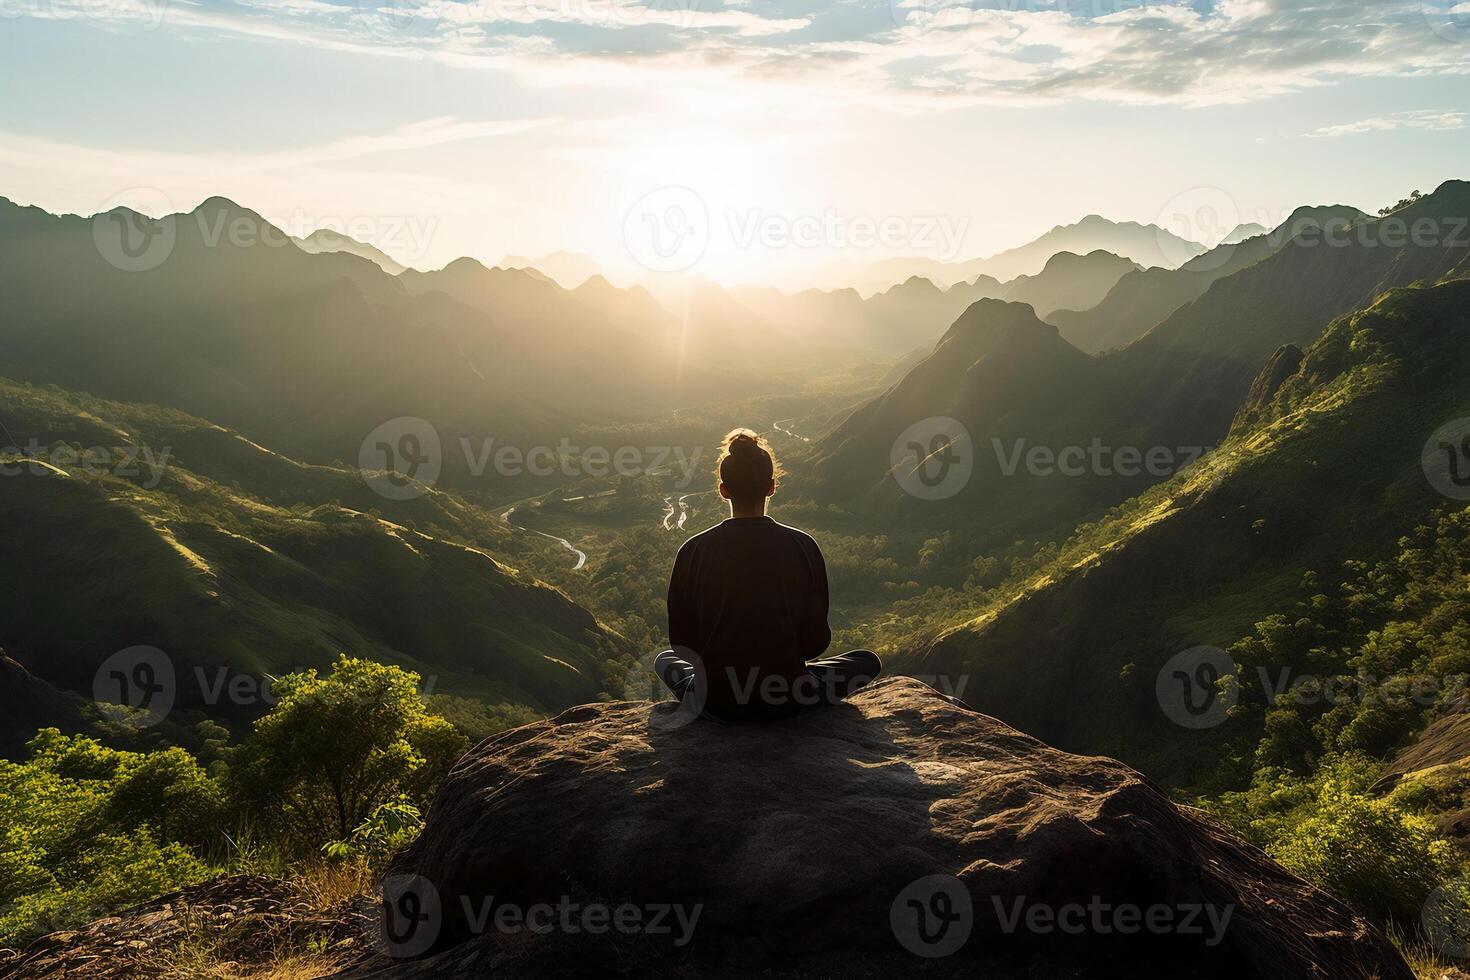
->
xmin=3 ymin=180 xmax=1470 ymax=976
xmin=10 ymin=0 xmax=1470 ymax=972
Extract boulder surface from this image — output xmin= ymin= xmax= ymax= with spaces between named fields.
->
xmin=360 ymin=678 xmax=1412 ymax=979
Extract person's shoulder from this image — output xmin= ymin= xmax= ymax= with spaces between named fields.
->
xmin=674 ymin=521 xmax=724 ymax=557
xmin=771 ymin=520 xmax=821 ymax=551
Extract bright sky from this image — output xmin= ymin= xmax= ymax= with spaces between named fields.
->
xmin=2 ymin=0 xmax=1469 ymax=288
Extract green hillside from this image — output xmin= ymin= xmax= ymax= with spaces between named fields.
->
xmin=0 ymin=378 xmax=633 ymax=735
xmin=902 ymin=276 xmax=1470 ymax=788
xmin=802 ymin=182 xmax=1470 ymax=546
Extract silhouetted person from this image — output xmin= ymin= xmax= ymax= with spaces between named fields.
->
xmin=657 ymin=429 xmax=881 ymax=719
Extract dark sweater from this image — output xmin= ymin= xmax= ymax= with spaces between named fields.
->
xmin=667 ymin=516 xmax=831 ymax=716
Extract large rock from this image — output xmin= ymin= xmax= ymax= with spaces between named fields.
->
xmin=361 ymin=678 xmax=1411 ymax=979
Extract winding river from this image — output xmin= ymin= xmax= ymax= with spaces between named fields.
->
xmin=501 ymin=505 xmax=588 ymax=570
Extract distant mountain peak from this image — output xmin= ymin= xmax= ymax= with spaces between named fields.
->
xmin=442 ymin=256 xmax=490 ymax=275
xmin=1221 ymin=222 xmax=1269 ymax=245
xmin=191 ymin=196 xmax=254 ymax=220
xmin=1036 ymin=249 xmax=1135 ymax=274
xmin=858 ymin=214 xmax=1205 ymax=294
xmin=942 ymin=297 xmax=1061 ymax=348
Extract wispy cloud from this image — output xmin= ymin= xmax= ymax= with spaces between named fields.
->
xmin=1305 ymin=109 xmax=1469 ymax=138
xmin=9 ymin=0 xmax=1470 ymax=107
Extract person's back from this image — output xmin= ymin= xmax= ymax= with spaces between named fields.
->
xmin=658 ymin=429 xmax=881 ymax=720
xmin=668 ymin=515 xmax=829 ymax=716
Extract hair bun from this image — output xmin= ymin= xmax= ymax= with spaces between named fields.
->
xmin=716 ymin=428 xmax=781 ymax=503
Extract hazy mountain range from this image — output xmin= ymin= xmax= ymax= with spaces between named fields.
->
xmin=855 ymin=214 xmax=1218 ymax=293
xmin=1048 ymin=206 xmax=1369 ymax=353
xmin=498 ymin=251 xmax=603 ymax=290
xmin=291 ymin=228 xmax=409 ymax=275
xmin=3 ymin=180 xmax=1467 ymax=812
xmin=802 ymin=181 xmax=1468 ymax=539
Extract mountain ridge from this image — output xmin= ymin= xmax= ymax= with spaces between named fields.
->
xmin=855 ymin=214 xmax=1207 ymax=293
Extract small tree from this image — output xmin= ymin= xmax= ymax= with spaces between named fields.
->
xmin=232 ymin=656 xmax=466 ymax=851
xmin=1378 ymin=190 xmax=1423 ymax=215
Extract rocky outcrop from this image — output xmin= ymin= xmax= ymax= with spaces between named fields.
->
xmin=0 ymin=875 xmax=373 ymax=980
xmin=356 ymin=678 xmax=1411 ymax=979
xmin=1229 ymin=343 xmax=1304 ymax=434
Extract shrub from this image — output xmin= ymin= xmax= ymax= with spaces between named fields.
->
xmin=230 ymin=655 xmax=466 ymax=852
xmin=1213 ymin=756 xmax=1465 ymax=927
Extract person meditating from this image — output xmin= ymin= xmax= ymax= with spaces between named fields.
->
xmin=655 ymin=429 xmax=881 ymax=720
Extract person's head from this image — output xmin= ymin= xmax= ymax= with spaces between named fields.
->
xmin=716 ymin=428 xmax=781 ymax=515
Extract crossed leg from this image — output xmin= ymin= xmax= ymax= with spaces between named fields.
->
xmin=653 ymin=649 xmax=882 ymax=708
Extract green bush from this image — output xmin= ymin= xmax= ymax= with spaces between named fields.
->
xmin=0 ymin=733 xmax=217 ymax=946
xmin=0 ymin=656 xmax=474 ymax=947
xmin=1213 ymin=756 xmax=1465 ymax=926
xmin=230 ymin=655 xmax=466 ymax=853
